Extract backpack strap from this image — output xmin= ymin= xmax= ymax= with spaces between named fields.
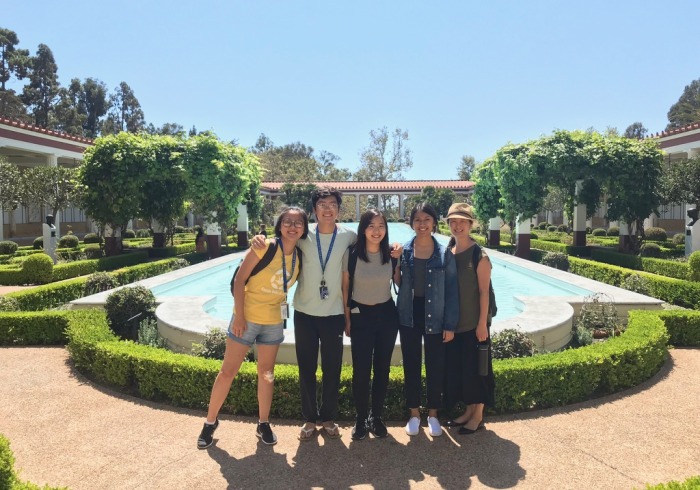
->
xmin=230 ymin=240 xmax=279 ymax=289
xmin=346 ymin=247 xmax=358 ymax=308
xmin=471 ymin=243 xmax=482 ymax=271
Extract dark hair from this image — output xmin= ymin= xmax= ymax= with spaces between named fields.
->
xmin=311 ymin=186 xmax=342 ymax=209
xmin=352 ymin=209 xmax=390 ymax=264
xmin=274 ymin=206 xmax=309 ymax=239
xmin=409 ymin=202 xmax=438 ymax=232
xmin=195 ymin=228 xmax=204 ymax=239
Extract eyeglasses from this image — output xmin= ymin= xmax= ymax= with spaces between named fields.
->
xmin=316 ymin=202 xmax=339 ymax=211
xmin=281 ymin=220 xmax=305 ymax=228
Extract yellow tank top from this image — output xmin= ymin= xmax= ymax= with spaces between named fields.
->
xmin=243 ymin=240 xmax=300 ymax=325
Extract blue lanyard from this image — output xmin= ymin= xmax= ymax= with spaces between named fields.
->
xmin=315 ymin=225 xmax=337 ymax=283
xmin=279 ymin=238 xmax=297 ymax=293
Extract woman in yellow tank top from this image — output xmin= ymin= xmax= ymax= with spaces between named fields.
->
xmin=197 ymin=206 xmax=308 ymax=448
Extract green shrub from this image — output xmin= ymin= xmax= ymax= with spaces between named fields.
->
xmin=530 ymin=232 xmax=538 ymax=239
xmin=58 ymin=234 xmax=79 ymax=248
xmin=573 ymin=325 xmax=593 ymax=347
xmin=83 ymin=233 xmax=103 ymax=244
xmin=645 ymin=227 xmax=667 ymax=242
xmin=21 ymin=253 xmax=53 ymax=284
xmin=84 ymin=272 xmax=118 ymax=296
xmin=32 ymin=236 xmax=43 ymax=249
xmin=491 ymin=329 xmax=535 ymax=359
xmin=105 ymin=286 xmax=156 ymax=340
xmin=642 ymin=475 xmax=700 ymax=489
xmin=621 ymin=274 xmax=652 ymax=296
xmin=191 ymin=327 xmax=228 ymax=360
xmin=585 ymin=226 xmax=592 ymax=234
xmin=541 ymin=251 xmax=569 ymax=271
xmin=531 ymin=239 xmax=590 ymax=257
xmin=169 ymin=258 xmax=190 ymax=270
xmin=689 ymin=251 xmax=700 ymax=281
xmin=592 ymin=228 xmax=607 ymax=237
xmin=547 ymin=225 xmax=557 ymax=232
xmin=538 ymin=222 xmax=548 ymax=230
xmin=174 ymin=225 xmax=186 ymax=234
xmin=640 ymin=243 xmax=662 ymax=258
xmin=607 ymin=226 xmax=619 ymax=237
xmin=672 ymin=233 xmax=685 ymax=246
xmin=135 ymin=229 xmax=151 ymax=238
xmin=55 ymin=247 xmax=85 ymax=261
xmin=569 ymin=256 xmax=700 ymax=309
xmin=0 ymin=296 xmax=19 ymax=312
xmin=657 ymin=310 xmax=700 ymax=347
xmin=0 ymin=434 xmax=17 ymax=489
xmin=123 ymin=229 xmax=137 ymax=239
xmin=576 ymin=293 xmax=620 ymax=336
xmin=0 ymin=311 xmax=70 ymax=345
xmin=137 ymin=318 xmax=167 ymax=348
xmin=0 ymin=241 xmax=18 ymax=255
xmin=84 ymin=243 xmax=103 ymax=259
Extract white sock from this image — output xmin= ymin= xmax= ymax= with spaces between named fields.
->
xmin=205 ymin=419 xmax=216 ymax=425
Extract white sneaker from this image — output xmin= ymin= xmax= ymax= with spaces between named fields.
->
xmin=427 ymin=416 xmax=442 ymax=437
xmin=405 ymin=416 xmax=420 ymax=436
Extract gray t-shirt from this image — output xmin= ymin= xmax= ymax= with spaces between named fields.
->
xmin=343 ymin=251 xmax=393 ymax=306
xmin=294 ymin=224 xmax=357 ymax=316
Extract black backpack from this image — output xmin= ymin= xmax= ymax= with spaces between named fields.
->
xmin=471 ymin=244 xmax=497 ymax=319
xmin=346 ymin=247 xmax=398 ymax=307
xmin=230 ymin=240 xmax=302 ymax=290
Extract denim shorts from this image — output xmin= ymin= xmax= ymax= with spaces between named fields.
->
xmin=227 ymin=316 xmax=284 ymax=346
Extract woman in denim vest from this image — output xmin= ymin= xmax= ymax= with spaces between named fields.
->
xmin=396 ymin=202 xmax=458 ymax=438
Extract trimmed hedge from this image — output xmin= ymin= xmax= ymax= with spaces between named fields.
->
xmin=642 ymin=476 xmax=700 ymax=490
xmin=59 ymin=308 xmax=682 ymax=417
xmin=52 ymin=251 xmax=150 ymax=282
xmin=0 ymin=311 xmax=70 ymax=345
xmin=590 ymin=248 xmax=691 ymax=281
xmin=530 ymin=239 xmax=590 ymax=257
xmin=3 ymin=308 xmax=699 ymax=419
xmin=4 ymin=258 xmax=184 ymax=311
xmin=0 ymin=433 xmax=67 ymax=489
xmin=568 ymin=256 xmax=700 ymax=309
xmin=657 ymin=311 xmax=700 ymax=347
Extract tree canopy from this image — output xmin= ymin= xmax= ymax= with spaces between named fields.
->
xmin=666 ymin=78 xmax=700 ymax=130
xmin=354 ymin=127 xmax=413 ymax=182
xmin=457 ymin=155 xmax=476 ymax=180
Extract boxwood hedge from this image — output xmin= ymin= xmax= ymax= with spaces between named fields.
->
xmin=2 ymin=307 xmax=693 ymax=419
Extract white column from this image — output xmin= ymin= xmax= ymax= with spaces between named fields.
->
xmin=46 ymin=154 xmax=58 ymax=167
xmin=0 ymin=205 xmax=4 ymax=241
xmin=531 ymin=215 xmax=538 ymax=227
xmin=399 ymin=193 xmax=405 ymax=218
xmin=516 ymin=215 xmax=530 ymax=237
xmin=546 ymin=210 xmax=553 ymax=225
xmin=573 ymin=180 xmax=587 ymax=246
xmin=355 ymin=194 xmax=360 ymax=220
xmin=236 ymin=203 xmax=249 ymax=234
xmin=377 ymin=193 xmax=383 ymax=211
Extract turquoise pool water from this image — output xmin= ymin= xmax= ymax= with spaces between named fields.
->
xmin=151 ymin=223 xmax=592 ymax=321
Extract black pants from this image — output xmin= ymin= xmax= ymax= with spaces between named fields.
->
xmin=294 ymin=310 xmax=345 ymax=423
xmin=350 ymin=299 xmax=399 ymax=420
xmin=399 ymin=298 xmax=446 ymax=410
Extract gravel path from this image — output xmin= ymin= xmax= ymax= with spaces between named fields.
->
xmin=0 ymin=347 xmax=698 ymax=490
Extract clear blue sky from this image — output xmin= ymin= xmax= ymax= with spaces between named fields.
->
xmin=5 ymin=1 xmax=700 ymax=180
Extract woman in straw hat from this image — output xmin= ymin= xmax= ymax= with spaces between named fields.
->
xmin=443 ymin=203 xmax=495 ymax=435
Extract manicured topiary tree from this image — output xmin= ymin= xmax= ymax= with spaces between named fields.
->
xmin=21 ymin=253 xmax=53 ymax=284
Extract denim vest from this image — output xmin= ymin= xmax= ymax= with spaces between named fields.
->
xmin=396 ymin=237 xmax=459 ymax=334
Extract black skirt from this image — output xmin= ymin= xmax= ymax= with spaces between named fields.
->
xmin=444 ymin=330 xmax=495 ymax=408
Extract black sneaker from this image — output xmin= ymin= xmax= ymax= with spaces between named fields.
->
xmin=351 ymin=419 xmax=368 ymax=440
xmin=197 ymin=419 xmax=219 ymax=449
xmin=368 ymin=415 xmax=388 ymax=438
xmin=256 ymin=422 xmax=277 ymax=445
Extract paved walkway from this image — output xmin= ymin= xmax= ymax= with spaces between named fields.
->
xmin=0 ymin=347 xmax=698 ymax=490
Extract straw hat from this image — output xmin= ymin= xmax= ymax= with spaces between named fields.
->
xmin=445 ymin=203 xmax=475 ymax=221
